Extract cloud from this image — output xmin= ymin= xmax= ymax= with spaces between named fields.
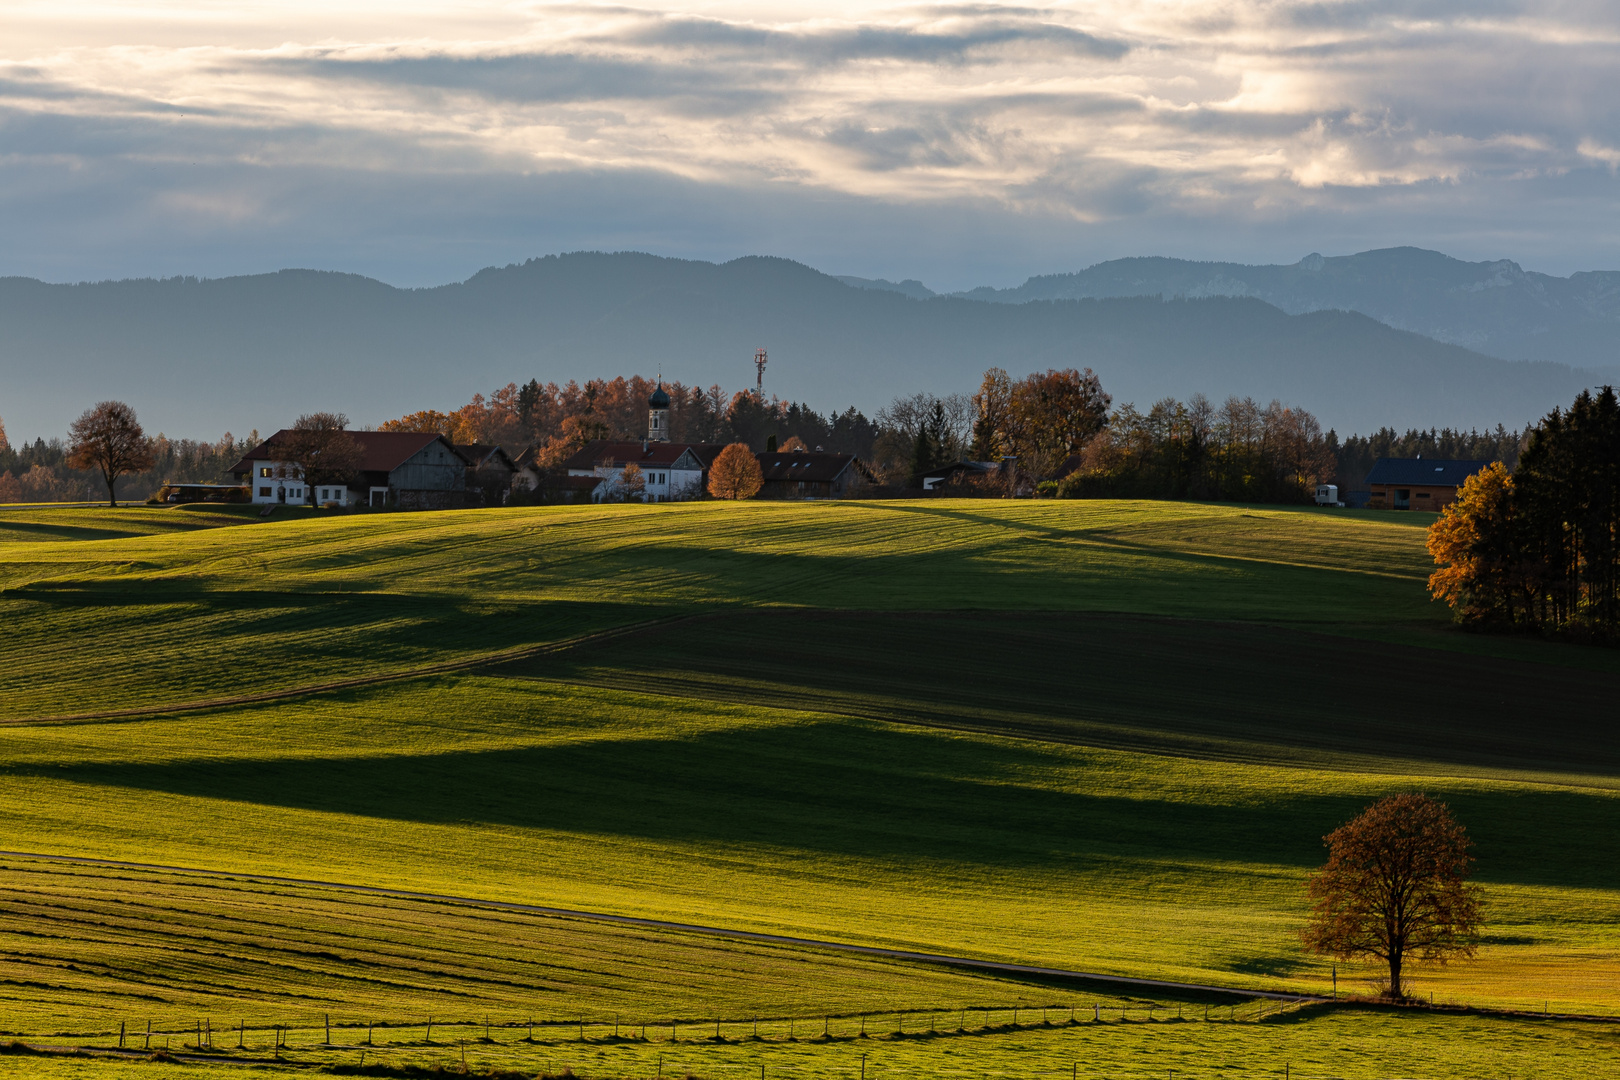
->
xmin=1 ymin=0 xmax=1619 ymax=285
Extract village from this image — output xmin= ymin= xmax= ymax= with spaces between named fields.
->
xmin=144 ymin=381 xmax=1496 ymax=514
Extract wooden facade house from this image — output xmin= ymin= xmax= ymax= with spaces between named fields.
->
xmin=1365 ymin=458 xmax=1492 ymax=511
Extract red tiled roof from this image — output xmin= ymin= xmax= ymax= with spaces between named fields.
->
xmin=560 ymin=441 xmax=728 ymax=472
xmin=231 ymin=430 xmax=450 ymax=476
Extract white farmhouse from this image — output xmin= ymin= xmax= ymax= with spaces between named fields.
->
xmin=231 ymin=431 xmax=467 ymax=509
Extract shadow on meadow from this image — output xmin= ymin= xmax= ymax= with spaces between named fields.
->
xmin=496 ymin=610 xmax=1620 ymax=779
xmin=33 ymin=716 xmax=1620 ymax=891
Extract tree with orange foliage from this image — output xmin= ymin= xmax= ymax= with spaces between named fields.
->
xmin=66 ymin=401 xmax=155 ymax=507
xmin=1427 ymin=461 xmax=1528 ymax=626
xmin=1303 ymin=794 xmax=1482 ymax=1000
xmin=615 ymin=462 xmax=646 ymax=501
xmin=780 ymin=436 xmax=809 ymax=452
xmin=707 ymin=443 xmax=762 ymax=500
xmin=379 ymin=410 xmax=456 ymax=437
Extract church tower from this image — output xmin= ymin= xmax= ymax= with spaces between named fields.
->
xmin=647 ymin=381 xmax=671 ymax=442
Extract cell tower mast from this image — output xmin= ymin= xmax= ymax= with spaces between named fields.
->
xmin=754 ymin=347 xmax=768 ymax=396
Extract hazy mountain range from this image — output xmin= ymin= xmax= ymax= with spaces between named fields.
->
xmin=842 ymin=247 xmax=1620 ymax=370
xmin=3 ymin=249 xmax=1614 ymax=443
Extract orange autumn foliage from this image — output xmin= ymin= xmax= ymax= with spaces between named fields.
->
xmin=707 ymin=443 xmax=762 ymax=500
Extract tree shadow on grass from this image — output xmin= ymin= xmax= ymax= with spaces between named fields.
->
xmin=494 ymin=610 xmax=1620 ymax=780
xmin=27 ymin=717 xmax=1620 ymax=891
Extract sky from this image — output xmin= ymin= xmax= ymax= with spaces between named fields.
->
xmin=3 ymin=0 xmax=1620 ymax=291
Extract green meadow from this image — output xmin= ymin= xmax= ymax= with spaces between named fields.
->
xmin=1 ymin=499 xmax=1617 ymax=1077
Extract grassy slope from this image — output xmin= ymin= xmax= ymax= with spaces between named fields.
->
xmin=1 ymin=498 xmax=1617 ymax=1056
xmin=10 ymin=499 xmax=1613 ymax=723
xmin=10 ymin=1005 xmax=1620 ymax=1080
xmin=1 ymin=672 xmax=1616 ymax=1014
xmin=0 ymin=503 xmax=326 ymax=543
xmin=0 ymin=858 xmax=1106 ymax=1032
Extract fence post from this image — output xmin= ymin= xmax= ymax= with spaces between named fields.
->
xmin=239 ymin=1021 xmax=244 ymax=1050
xmin=145 ymin=1020 xmax=151 ymax=1051
xmin=426 ymin=1017 xmax=433 ymax=1043
xmin=119 ymin=1021 xmax=125 ymax=1049
xmin=325 ymin=1014 xmax=331 ymax=1045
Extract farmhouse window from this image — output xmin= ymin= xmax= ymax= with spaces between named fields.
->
xmin=259 ymin=487 xmax=271 ymax=497
xmin=259 ymin=467 xmax=272 ymax=477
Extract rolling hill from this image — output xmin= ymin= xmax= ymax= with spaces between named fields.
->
xmin=3 ymin=498 xmax=1619 ymax=1074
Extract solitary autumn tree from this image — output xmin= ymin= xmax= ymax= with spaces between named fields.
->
xmin=66 ymin=401 xmax=155 ymax=507
xmin=277 ymin=413 xmax=365 ymax=505
xmin=1303 ymin=793 xmax=1483 ymax=999
xmin=707 ymin=442 xmax=763 ymax=500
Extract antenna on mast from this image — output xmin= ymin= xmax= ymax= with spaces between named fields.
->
xmin=754 ymin=347 xmax=768 ymax=396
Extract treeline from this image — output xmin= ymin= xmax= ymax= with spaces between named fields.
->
xmin=380 ymin=377 xmax=881 ymax=467
xmin=1051 ymin=394 xmax=1332 ymax=503
xmin=1429 ymin=387 xmax=1620 ymax=640
xmin=0 ymin=374 xmax=1540 ymax=507
xmin=0 ymin=423 xmax=255 ymax=504
xmin=1334 ymin=425 xmax=1528 ymax=491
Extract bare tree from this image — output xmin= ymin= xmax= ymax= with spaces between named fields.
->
xmin=67 ymin=401 xmax=155 ymax=507
xmin=278 ymin=413 xmax=365 ymax=506
xmin=616 ymin=462 xmax=647 ymax=501
xmin=1303 ymin=793 xmax=1483 ymax=999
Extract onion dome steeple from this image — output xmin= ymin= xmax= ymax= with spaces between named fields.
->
xmin=647 ymin=379 xmax=671 ymax=442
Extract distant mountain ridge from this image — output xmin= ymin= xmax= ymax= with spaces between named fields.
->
xmin=937 ymin=247 xmax=1620 ymax=371
xmin=1 ymin=251 xmax=1611 ymax=442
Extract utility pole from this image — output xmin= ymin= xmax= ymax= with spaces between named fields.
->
xmin=754 ymin=348 xmax=768 ymax=396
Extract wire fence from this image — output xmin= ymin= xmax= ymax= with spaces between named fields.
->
xmin=20 ymin=995 xmax=1612 ymax=1080
xmin=56 ymin=998 xmax=1322 ymax=1054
